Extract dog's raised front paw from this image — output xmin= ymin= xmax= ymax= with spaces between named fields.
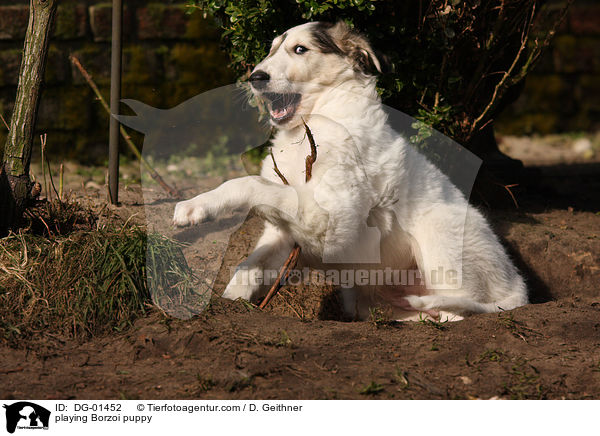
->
xmin=173 ymin=198 xmax=210 ymax=227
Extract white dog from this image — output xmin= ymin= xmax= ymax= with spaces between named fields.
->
xmin=173 ymin=21 xmax=528 ymax=320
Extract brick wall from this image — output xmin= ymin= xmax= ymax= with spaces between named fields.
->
xmin=0 ymin=0 xmax=233 ymax=163
xmin=496 ymin=0 xmax=600 ymax=135
xmin=0 ymin=1 xmax=596 ymax=161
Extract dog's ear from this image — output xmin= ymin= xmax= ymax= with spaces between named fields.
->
xmin=351 ymin=45 xmax=383 ymax=75
xmin=329 ymin=21 xmax=384 ymax=75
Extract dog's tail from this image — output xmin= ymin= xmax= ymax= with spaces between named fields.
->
xmin=404 ymin=293 xmax=528 ymax=316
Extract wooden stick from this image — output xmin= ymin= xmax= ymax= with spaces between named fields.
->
xmin=303 ymin=120 xmax=317 ymax=182
xmin=259 ymin=244 xmax=300 ymax=309
xmin=259 ymin=122 xmax=318 ymax=309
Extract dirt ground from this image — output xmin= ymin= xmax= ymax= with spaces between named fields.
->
xmin=1 ymin=135 xmax=599 ymax=400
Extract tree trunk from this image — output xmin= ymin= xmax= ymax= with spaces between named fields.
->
xmin=0 ymin=0 xmax=58 ymax=236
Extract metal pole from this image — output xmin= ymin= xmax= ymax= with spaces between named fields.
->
xmin=108 ymin=0 xmax=122 ymax=205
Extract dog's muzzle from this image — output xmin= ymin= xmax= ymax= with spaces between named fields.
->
xmin=262 ymin=92 xmax=301 ymax=123
xmin=249 ymin=70 xmax=302 ymax=123
xmin=249 ymin=70 xmax=270 ymax=90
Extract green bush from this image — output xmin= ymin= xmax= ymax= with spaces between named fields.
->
xmin=189 ymin=0 xmax=568 ymax=151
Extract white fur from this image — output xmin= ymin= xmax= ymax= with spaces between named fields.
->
xmin=173 ymin=22 xmax=528 ymax=320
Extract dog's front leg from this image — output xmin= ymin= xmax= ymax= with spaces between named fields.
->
xmin=222 ymin=222 xmax=294 ymax=301
xmin=173 ymin=176 xmax=299 ymax=227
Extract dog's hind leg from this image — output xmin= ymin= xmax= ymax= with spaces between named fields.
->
xmin=222 ymin=222 xmax=294 ymax=301
xmin=403 ymin=293 xmax=525 ymax=315
xmin=406 ymin=205 xmax=528 ymax=316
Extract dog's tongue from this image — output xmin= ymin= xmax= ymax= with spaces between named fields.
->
xmin=271 ymin=106 xmax=290 ymax=120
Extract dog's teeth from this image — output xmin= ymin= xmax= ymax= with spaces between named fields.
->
xmin=271 ymin=106 xmax=289 ymax=119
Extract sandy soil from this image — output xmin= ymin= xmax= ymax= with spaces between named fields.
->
xmin=1 ymin=135 xmax=599 ymax=400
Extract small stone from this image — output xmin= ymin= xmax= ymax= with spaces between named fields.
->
xmin=459 ymin=376 xmax=472 ymax=385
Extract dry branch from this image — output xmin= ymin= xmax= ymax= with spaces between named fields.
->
xmin=70 ymin=55 xmax=181 ymax=199
xmin=468 ymin=0 xmax=573 ymax=139
xmin=258 ymin=245 xmax=301 ymax=309
xmin=303 ymin=119 xmax=318 ymax=182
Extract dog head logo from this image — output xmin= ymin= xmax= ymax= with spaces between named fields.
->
xmin=113 ymin=86 xmax=271 ymax=162
xmin=3 ymin=402 xmax=50 ymax=433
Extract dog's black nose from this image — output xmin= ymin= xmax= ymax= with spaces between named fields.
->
xmin=248 ymin=70 xmax=270 ymax=89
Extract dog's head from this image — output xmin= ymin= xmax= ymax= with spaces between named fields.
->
xmin=249 ymin=21 xmax=384 ymax=129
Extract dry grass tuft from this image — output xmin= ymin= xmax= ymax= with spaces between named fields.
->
xmin=0 ymin=224 xmax=203 ymax=345
xmin=22 ymin=196 xmax=97 ymax=237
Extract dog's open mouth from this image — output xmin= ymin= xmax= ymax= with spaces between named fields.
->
xmin=262 ymin=92 xmax=301 ymax=122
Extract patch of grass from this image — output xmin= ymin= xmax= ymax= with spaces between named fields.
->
xmin=368 ymin=306 xmax=389 ymax=327
xmin=237 ymin=298 xmax=256 ymax=312
xmin=360 ymin=381 xmax=384 ymax=396
xmin=497 ymin=312 xmax=540 ymax=341
xmin=0 ymin=224 xmax=202 ymax=344
xmin=366 ymin=306 xmax=399 ymax=328
xmin=277 ymin=330 xmax=292 ymax=347
xmin=418 ymin=313 xmax=449 ymax=330
xmin=368 ymin=306 xmax=385 ymax=324
xmin=196 ymin=374 xmax=216 ymax=392
xmin=498 ymin=312 xmax=518 ymax=330
xmin=476 ymin=349 xmax=546 ymax=399
xmin=23 ymin=197 xmax=97 ymax=237
xmin=478 ymin=349 xmax=506 ymax=363
xmin=147 ymin=231 xmax=208 ymax=320
xmin=503 ymin=359 xmax=545 ymax=400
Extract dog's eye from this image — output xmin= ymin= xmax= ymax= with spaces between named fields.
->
xmin=294 ymin=45 xmax=309 ymax=55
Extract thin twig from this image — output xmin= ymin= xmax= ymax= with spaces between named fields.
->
xmin=270 ymin=151 xmax=289 ymax=185
xmin=508 ymin=0 xmax=573 ymax=87
xmin=281 ymin=290 xmax=304 ymax=319
xmin=59 ymin=163 xmax=64 ymax=201
xmin=41 ymin=135 xmax=61 ymax=201
xmin=40 ymin=134 xmax=48 ymax=200
xmin=470 ymin=3 xmax=535 ymax=137
xmin=25 ymin=208 xmax=51 ymax=236
xmin=0 ymin=112 xmax=9 ymax=130
xmin=498 ymin=183 xmax=519 ymax=208
xmin=469 ymin=1 xmax=571 ymax=138
xmin=69 ymin=55 xmax=181 ymax=199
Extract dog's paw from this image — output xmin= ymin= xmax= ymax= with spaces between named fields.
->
xmin=222 ymin=268 xmax=262 ymax=301
xmin=173 ymin=198 xmax=210 ymax=227
xmin=221 ymin=285 xmax=254 ymax=302
xmin=222 ymin=282 xmax=256 ymax=302
xmin=403 ymin=295 xmax=431 ymax=311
